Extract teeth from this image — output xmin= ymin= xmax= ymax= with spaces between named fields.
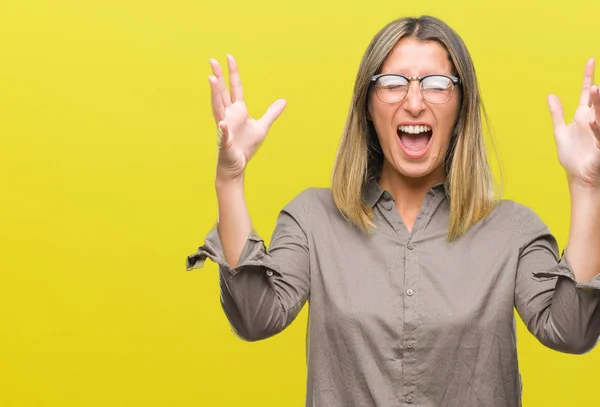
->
xmin=398 ymin=125 xmax=431 ymax=134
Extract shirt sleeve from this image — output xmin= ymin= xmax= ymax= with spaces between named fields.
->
xmin=185 ymin=189 xmax=312 ymax=342
xmin=513 ymin=202 xmax=600 ymax=354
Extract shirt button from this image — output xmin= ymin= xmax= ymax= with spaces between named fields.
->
xmin=383 ymin=201 xmax=393 ymax=211
xmin=407 ymin=242 xmax=415 ymax=250
xmin=266 ymin=270 xmax=273 ymax=277
xmin=406 ymin=341 xmax=415 ymax=349
xmin=405 ymin=288 xmax=414 ymax=296
xmin=406 ymin=395 xmax=414 ymax=404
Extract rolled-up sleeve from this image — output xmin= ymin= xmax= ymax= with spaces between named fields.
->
xmin=513 ymin=202 xmax=600 ymax=354
xmin=186 ymin=189 xmax=312 ymax=342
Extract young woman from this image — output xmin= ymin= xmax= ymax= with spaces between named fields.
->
xmin=188 ymin=15 xmax=600 ymax=407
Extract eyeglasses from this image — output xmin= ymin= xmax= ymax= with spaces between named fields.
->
xmin=370 ymin=74 xmax=461 ymax=104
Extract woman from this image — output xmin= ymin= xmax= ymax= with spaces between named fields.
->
xmin=187 ymin=15 xmax=600 ymax=407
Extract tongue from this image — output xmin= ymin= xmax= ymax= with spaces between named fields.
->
xmin=399 ymin=131 xmax=430 ymax=152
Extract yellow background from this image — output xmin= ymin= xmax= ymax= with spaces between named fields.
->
xmin=1 ymin=0 xmax=599 ymax=405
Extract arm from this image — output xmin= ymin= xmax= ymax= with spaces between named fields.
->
xmin=514 ymin=58 xmax=600 ymax=353
xmin=563 ymin=179 xmax=600 ymax=283
xmin=187 ymin=189 xmax=312 ymax=342
xmin=513 ymin=203 xmax=600 ymax=354
xmin=215 ymin=176 xmax=251 ymax=268
xmin=546 ymin=57 xmax=600 ymax=284
xmin=186 ymin=55 xmax=309 ymax=341
xmin=207 ymin=54 xmax=287 ymax=268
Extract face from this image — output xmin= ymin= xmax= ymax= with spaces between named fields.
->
xmin=367 ymin=37 xmax=461 ymax=183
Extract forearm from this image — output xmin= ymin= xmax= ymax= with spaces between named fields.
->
xmin=566 ymin=180 xmax=600 ymax=283
xmin=215 ymin=174 xmax=252 ymax=268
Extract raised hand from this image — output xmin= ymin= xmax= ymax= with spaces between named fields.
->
xmin=548 ymin=58 xmax=600 ymax=187
xmin=209 ymin=55 xmax=287 ymax=181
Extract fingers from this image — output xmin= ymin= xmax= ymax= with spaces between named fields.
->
xmin=579 ymin=58 xmax=595 ymax=107
xmin=209 ymin=75 xmax=225 ymax=122
xmin=258 ymin=99 xmax=287 ymax=131
xmin=591 ymin=118 xmax=600 ymax=147
xmin=590 ymin=85 xmax=600 ymax=145
xmin=227 ymin=54 xmax=244 ymax=103
xmin=209 ymin=58 xmax=232 ymax=110
xmin=547 ymin=94 xmax=565 ymax=126
xmin=591 ymin=84 xmax=600 ymax=114
xmin=209 ymin=55 xmax=244 ymax=120
xmin=547 ymin=94 xmax=566 ymax=134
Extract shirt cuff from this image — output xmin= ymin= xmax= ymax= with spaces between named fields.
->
xmin=532 ymin=249 xmax=600 ymax=291
xmin=186 ymin=225 xmax=270 ymax=278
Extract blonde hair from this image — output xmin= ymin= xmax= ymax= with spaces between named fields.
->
xmin=331 ymin=15 xmax=502 ymax=241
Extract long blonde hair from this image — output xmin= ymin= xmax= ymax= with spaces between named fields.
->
xmin=331 ymin=15 xmax=501 ymax=241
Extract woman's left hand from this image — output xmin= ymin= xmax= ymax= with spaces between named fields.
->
xmin=548 ymin=58 xmax=600 ymax=188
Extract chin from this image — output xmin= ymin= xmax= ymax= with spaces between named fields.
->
xmin=387 ymin=148 xmax=444 ymax=180
xmin=397 ymin=162 xmax=437 ymax=178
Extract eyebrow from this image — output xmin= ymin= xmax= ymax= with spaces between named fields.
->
xmin=379 ymin=71 xmax=454 ymax=77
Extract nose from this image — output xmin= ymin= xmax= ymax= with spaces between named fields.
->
xmin=403 ymin=81 xmax=426 ymax=116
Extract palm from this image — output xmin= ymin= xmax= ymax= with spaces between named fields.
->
xmin=219 ymin=101 xmax=268 ymax=168
xmin=548 ymin=58 xmax=600 ymax=187
xmin=208 ymin=55 xmax=287 ymax=179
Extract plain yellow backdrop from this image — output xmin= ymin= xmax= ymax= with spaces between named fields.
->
xmin=1 ymin=0 xmax=600 ymax=405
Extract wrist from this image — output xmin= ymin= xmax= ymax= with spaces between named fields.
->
xmin=215 ymin=172 xmax=245 ymax=190
xmin=568 ymin=176 xmax=600 ymax=197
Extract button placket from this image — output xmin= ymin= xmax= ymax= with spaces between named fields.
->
xmin=403 ymin=219 xmax=420 ymax=407
xmin=382 ymin=191 xmax=394 ymax=211
xmin=377 ymin=193 xmax=402 ymax=233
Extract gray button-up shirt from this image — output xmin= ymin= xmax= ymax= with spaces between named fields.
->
xmin=187 ymin=181 xmax=600 ymax=407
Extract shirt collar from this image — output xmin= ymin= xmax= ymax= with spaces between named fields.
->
xmin=364 ymin=178 xmax=447 ymax=208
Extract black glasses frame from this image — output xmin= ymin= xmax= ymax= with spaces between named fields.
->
xmin=370 ymin=73 xmax=462 ymax=104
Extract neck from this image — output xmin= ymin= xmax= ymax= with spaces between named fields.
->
xmin=378 ymin=161 xmax=445 ymax=221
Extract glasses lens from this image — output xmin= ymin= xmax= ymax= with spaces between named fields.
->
xmin=375 ymin=75 xmax=409 ymax=103
xmin=421 ymin=76 xmax=454 ymax=104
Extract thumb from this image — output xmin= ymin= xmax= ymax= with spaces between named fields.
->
xmin=217 ymin=121 xmax=232 ymax=149
xmin=258 ymin=99 xmax=287 ymax=131
xmin=547 ymin=94 xmax=565 ymax=134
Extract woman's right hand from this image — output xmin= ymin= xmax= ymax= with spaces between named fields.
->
xmin=209 ymin=55 xmax=287 ymax=182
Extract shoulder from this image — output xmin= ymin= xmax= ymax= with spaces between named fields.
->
xmin=283 ymin=187 xmax=336 ymax=214
xmin=493 ymin=199 xmax=551 ymax=246
xmin=485 ymin=199 xmax=542 ymax=223
xmin=281 ymin=187 xmax=341 ymax=227
xmin=472 ymin=199 xmax=546 ymax=237
xmin=507 ymin=200 xmax=548 ymax=232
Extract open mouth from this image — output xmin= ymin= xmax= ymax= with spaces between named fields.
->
xmin=397 ymin=125 xmax=433 ymax=155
